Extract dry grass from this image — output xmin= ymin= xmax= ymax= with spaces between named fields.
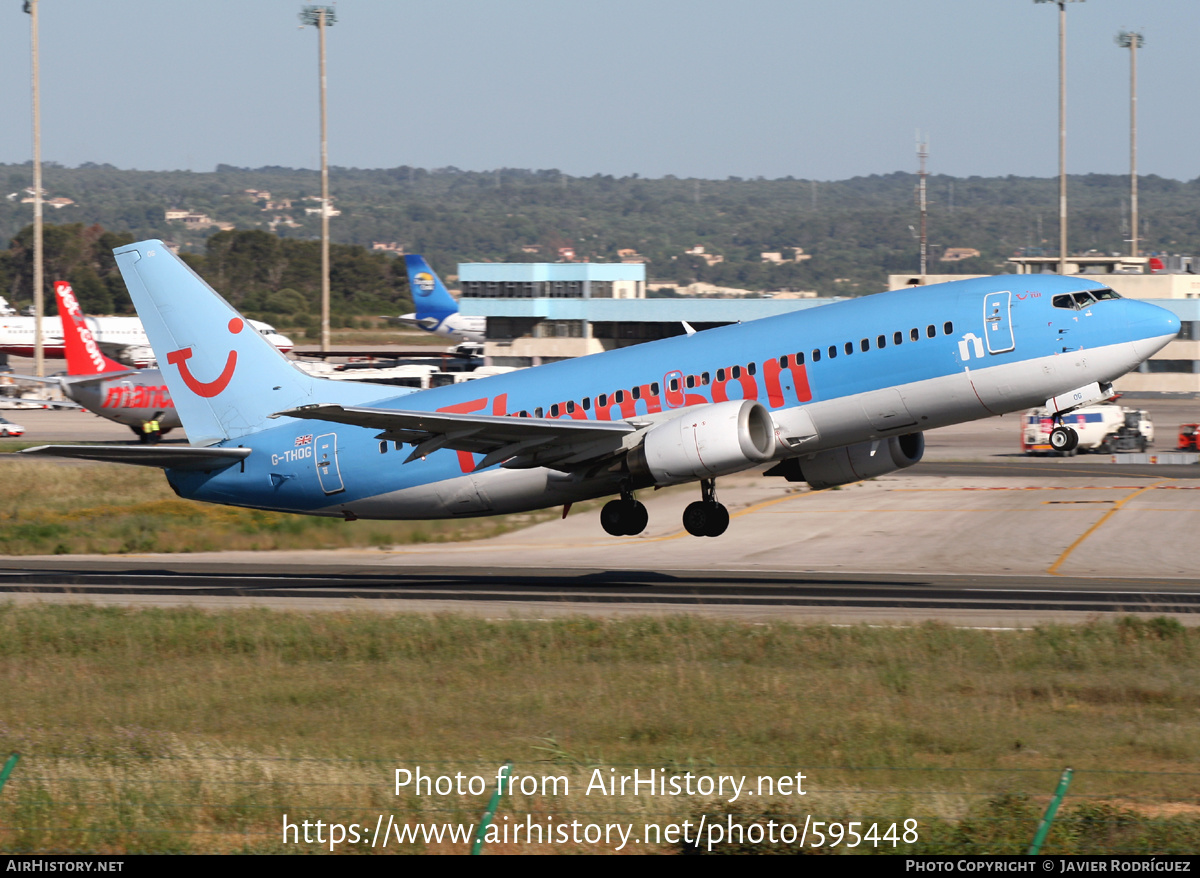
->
xmin=0 ymin=459 xmax=561 ymax=554
xmin=0 ymin=607 xmax=1198 ymax=852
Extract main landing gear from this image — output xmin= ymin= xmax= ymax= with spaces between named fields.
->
xmin=599 ymin=479 xmax=731 ymax=538
xmin=600 ymin=489 xmax=648 ymax=536
xmin=682 ymin=479 xmax=729 ymax=538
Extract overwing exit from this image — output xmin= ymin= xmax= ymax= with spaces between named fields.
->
xmin=22 ymin=241 xmax=1179 ymax=539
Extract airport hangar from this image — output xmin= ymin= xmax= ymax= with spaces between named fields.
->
xmin=456 ymin=258 xmax=1200 ymax=398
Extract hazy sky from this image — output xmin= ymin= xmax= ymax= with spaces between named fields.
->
xmin=0 ymin=0 xmax=1195 ymax=181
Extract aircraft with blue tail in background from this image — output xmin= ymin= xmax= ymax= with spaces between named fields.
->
xmin=387 ymin=255 xmax=485 ymax=344
xmin=21 ymin=240 xmax=1179 ymax=538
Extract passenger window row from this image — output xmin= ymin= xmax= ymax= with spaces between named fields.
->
xmin=808 ymin=321 xmax=954 ymax=362
xmin=502 ymin=318 xmax=957 ymax=422
xmin=666 ymin=361 xmax=758 ymax=394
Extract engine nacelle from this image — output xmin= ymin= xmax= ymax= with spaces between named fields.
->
xmin=767 ymin=432 xmax=924 ymax=489
xmin=628 ymin=400 xmax=777 ymax=486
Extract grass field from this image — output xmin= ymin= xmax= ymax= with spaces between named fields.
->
xmin=0 ymin=458 xmax=563 ymax=554
xmin=0 ymin=606 xmax=1197 ymax=853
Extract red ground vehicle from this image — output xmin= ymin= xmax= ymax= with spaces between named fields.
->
xmin=1178 ymin=424 xmax=1200 ymax=452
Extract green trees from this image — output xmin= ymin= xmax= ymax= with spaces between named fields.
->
xmin=0 ymin=224 xmax=411 ymax=324
xmin=2 ymin=163 xmax=1199 ymax=300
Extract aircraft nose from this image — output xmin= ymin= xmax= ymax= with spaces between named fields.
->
xmin=1127 ymin=300 xmax=1180 ymax=360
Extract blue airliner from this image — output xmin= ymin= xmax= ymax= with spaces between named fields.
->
xmin=390 ymin=255 xmax=485 ymax=343
xmin=23 ymin=241 xmax=1179 ymax=538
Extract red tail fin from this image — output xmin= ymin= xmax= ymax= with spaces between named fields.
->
xmin=55 ymin=281 xmax=127 ymax=375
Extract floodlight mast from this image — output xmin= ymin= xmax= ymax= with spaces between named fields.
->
xmin=1117 ymin=30 xmax=1144 ymax=260
xmin=25 ymin=0 xmax=43 ymax=377
xmin=1034 ymin=0 xmax=1085 ymax=275
xmin=916 ymin=134 xmax=929 ymax=281
xmin=299 ymin=5 xmax=336 ymax=353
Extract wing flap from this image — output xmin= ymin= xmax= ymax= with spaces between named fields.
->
xmin=273 ymin=403 xmax=639 ymax=470
xmin=20 ymin=444 xmax=250 ymax=471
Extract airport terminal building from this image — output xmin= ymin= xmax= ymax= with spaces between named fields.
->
xmin=459 ymin=262 xmax=831 ymax=367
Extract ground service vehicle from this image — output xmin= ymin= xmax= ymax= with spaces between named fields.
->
xmin=1178 ymin=424 xmax=1200 ymax=452
xmin=1022 ymin=405 xmax=1153 ymax=455
xmin=0 ymin=416 xmax=24 ymax=437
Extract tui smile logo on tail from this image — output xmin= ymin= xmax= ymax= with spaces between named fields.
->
xmin=166 ymin=317 xmax=243 ymax=398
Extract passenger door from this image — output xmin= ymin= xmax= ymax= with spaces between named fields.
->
xmin=983 ymin=291 xmax=1015 ymax=354
xmin=315 ymin=433 xmax=345 ymax=495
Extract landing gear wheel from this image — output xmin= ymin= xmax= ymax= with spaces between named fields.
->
xmin=704 ymin=503 xmax=729 ymax=537
xmin=600 ymin=500 xmax=625 ymax=536
xmin=682 ymin=501 xmax=709 ymax=537
xmin=682 ymin=501 xmax=729 ymax=537
xmin=626 ymin=501 xmax=648 ymax=535
xmin=683 ymin=478 xmax=730 ymax=537
xmin=600 ymin=498 xmax=648 ymax=536
xmin=1049 ymin=426 xmax=1078 ymax=453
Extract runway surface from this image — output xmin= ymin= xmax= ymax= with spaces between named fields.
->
xmin=4 ymin=398 xmax=1199 ymax=626
xmin=1 ymin=559 xmax=1198 ymax=627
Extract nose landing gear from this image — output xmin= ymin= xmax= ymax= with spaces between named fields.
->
xmin=682 ymin=478 xmax=729 ymax=537
xmin=1049 ymin=421 xmax=1079 ymax=453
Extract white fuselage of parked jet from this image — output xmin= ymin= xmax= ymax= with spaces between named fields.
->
xmin=0 ymin=314 xmax=293 ymax=364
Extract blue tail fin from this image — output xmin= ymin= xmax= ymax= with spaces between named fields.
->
xmin=404 ymin=255 xmax=459 ymax=322
xmin=114 ymin=241 xmax=387 ymax=446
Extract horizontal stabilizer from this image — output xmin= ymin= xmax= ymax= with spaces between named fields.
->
xmin=8 ymin=370 xmax=135 ymax=388
xmin=20 ymin=444 xmax=250 ymax=471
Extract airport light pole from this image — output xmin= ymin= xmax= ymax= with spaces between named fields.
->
xmin=24 ymin=0 xmax=44 ymax=377
xmin=1116 ymin=30 xmax=1143 ymax=260
xmin=1035 ymin=0 xmax=1084 ymax=275
xmin=299 ymin=5 xmax=336 ymax=353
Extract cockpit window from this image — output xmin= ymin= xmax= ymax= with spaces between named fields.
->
xmin=1053 ymin=289 xmax=1120 ymax=310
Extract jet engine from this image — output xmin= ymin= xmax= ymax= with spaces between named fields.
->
xmin=766 ymin=433 xmax=924 ymax=489
xmin=627 ymin=399 xmax=776 ymax=486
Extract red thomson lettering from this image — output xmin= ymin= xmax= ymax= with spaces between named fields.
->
xmin=635 ymin=384 xmax=663 ymax=415
xmin=663 ymin=371 xmax=685 ymax=409
xmin=762 ymin=358 xmax=787 ymax=407
xmin=789 ymin=360 xmax=812 ymax=402
xmin=437 ymin=397 xmax=488 ymax=472
xmin=709 ymin=366 xmax=758 ymax=404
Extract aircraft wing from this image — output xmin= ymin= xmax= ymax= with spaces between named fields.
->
xmin=20 ymin=444 xmax=250 ymax=471
xmin=274 ymin=403 xmax=641 ymax=472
